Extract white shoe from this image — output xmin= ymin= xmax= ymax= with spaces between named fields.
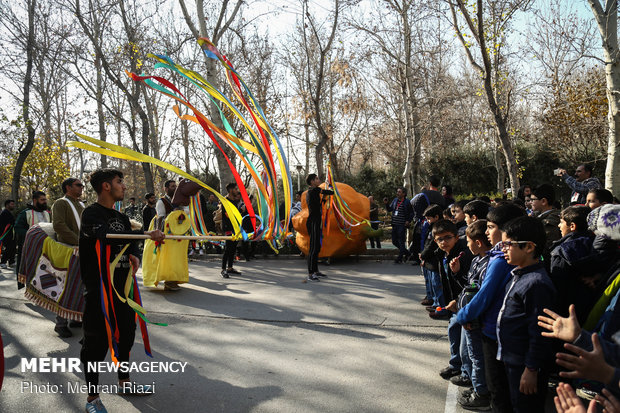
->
xmin=188 ymin=249 xmax=194 ymax=256
xmin=199 ymin=249 xmax=204 ymax=255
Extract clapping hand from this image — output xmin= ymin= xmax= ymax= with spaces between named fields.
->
xmin=554 ymin=383 xmax=596 ymax=413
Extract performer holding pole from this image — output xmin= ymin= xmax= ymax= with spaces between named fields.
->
xmin=221 ymin=182 xmax=244 ymax=278
xmin=79 ymin=169 xmax=164 ymax=413
xmin=305 ymin=174 xmax=333 ymax=282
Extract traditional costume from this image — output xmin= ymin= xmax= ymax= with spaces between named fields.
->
xmin=142 ymin=210 xmax=191 ymax=287
xmin=141 ymin=179 xmax=200 ymax=288
xmin=18 ymin=223 xmax=85 ymax=321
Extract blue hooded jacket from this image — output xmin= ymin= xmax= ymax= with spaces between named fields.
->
xmin=456 ymin=244 xmax=514 ymax=339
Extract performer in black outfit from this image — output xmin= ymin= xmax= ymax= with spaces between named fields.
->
xmin=305 ymin=174 xmax=334 ymax=282
xmin=79 ymin=169 xmax=164 ymax=413
xmin=221 ymin=182 xmax=245 ymax=278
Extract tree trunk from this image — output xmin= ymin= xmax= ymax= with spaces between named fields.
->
xmin=95 ymin=52 xmax=107 ymax=168
xmin=589 ymin=0 xmax=620 ymax=194
xmin=12 ymin=0 xmax=37 ymax=202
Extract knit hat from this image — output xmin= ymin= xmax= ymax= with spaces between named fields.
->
xmin=588 ymin=204 xmax=620 ymax=241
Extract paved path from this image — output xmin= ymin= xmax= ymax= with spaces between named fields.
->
xmin=0 ymin=257 xmax=478 ymax=412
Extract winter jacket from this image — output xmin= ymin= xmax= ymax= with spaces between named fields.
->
xmin=420 ymin=222 xmax=439 ymax=272
xmin=537 ymin=208 xmax=562 ymax=263
xmin=437 ymin=238 xmax=474 ymax=303
xmin=457 ymin=245 xmax=514 ymax=339
xmin=386 ymin=197 xmax=414 ymax=226
xmin=550 ymin=231 xmax=597 ymax=320
xmin=496 ymin=262 xmax=557 ymax=369
xmin=563 ymin=175 xmax=602 ymax=205
xmin=411 ymin=190 xmax=444 ymax=222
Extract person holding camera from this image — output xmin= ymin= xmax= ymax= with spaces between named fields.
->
xmin=555 ymin=164 xmax=602 ymax=205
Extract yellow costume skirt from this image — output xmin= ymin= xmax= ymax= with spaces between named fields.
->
xmin=142 ymin=210 xmax=191 ymax=287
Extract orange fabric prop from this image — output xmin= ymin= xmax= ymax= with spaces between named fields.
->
xmin=293 ymin=182 xmax=369 ymax=257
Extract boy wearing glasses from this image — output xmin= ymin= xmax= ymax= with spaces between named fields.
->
xmin=51 ymin=177 xmax=86 ymax=338
xmin=497 ymin=216 xmax=556 ymax=412
xmin=432 ymin=220 xmax=474 ymax=391
xmin=455 ymin=203 xmax=524 ymax=412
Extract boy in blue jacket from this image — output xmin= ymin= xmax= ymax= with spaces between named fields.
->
xmin=447 ymin=220 xmax=493 ymax=410
xmin=497 ymin=216 xmax=556 ymax=413
xmin=456 ymin=203 xmax=525 ymax=413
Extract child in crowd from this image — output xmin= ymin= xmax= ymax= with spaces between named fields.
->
xmin=549 ymin=205 xmax=595 ymax=320
xmin=419 ymin=205 xmax=444 ymax=309
xmin=451 ymin=200 xmax=468 ymax=238
xmin=463 ymin=200 xmax=490 ymax=225
xmin=433 ymin=220 xmax=474 ymax=393
xmin=455 ymin=203 xmax=525 ymax=413
xmin=585 ymin=188 xmax=614 ymax=210
xmin=445 ymin=220 xmax=493 ymax=410
xmin=443 ymin=207 xmax=453 ymax=221
xmin=497 ymin=216 xmax=556 ymax=413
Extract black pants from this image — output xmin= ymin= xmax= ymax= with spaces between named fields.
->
xmin=15 ymin=242 xmax=24 ymax=289
xmin=0 ymin=237 xmax=16 ymax=265
xmin=222 ymin=240 xmax=236 ymax=270
xmin=307 ymin=219 xmax=322 ymax=274
xmin=369 ymin=222 xmax=381 ymax=248
xmin=80 ymin=290 xmax=136 ymax=397
xmin=504 ymin=363 xmax=548 ymax=413
xmin=481 ymin=334 xmax=513 ymax=413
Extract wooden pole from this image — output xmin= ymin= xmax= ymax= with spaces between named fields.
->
xmin=106 ymin=234 xmax=233 ymax=241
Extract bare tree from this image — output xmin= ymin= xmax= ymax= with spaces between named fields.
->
xmin=2 ymin=0 xmax=37 ymax=202
xmin=588 ymin=0 xmax=620 ymax=194
xmin=73 ymin=0 xmax=156 ymax=192
xmin=448 ymin=0 xmax=529 ymax=194
xmin=178 ymin=0 xmax=244 ymax=192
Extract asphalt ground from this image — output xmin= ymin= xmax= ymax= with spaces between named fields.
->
xmin=0 ymin=252 xmax=556 ymax=413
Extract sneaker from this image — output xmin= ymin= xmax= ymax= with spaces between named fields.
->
xmin=54 ymin=325 xmax=72 ymax=338
xmin=420 ymin=298 xmax=433 ymax=306
xmin=0 ymin=263 xmax=7 ymax=269
xmin=227 ymin=268 xmax=241 ymax=275
xmin=221 ymin=270 xmax=230 ymax=279
xmin=85 ymin=397 xmax=107 ymax=413
xmin=164 ymin=281 xmax=181 ymax=291
xmin=315 ymin=272 xmax=328 ymax=278
xmin=458 ymin=387 xmax=475 ymax=401
xmin=306 ymin=274 xmax=320 ymax=282
xmin=198 ymin=249 xmax=204 ymax=256
xmin=439 ymin=366 xmax=461 ymax=380
xmin=458 ymin=391 xmax=491 ymax=411
xmin=429 ymin=311 xmax=451 ymax=320
xmin=450 ymin=375 xmax=472 ymax=387
xmin=576 ymin=387 xmax=599 ymax=401
xmin=188 ymin=249 xmax=194 ymax=256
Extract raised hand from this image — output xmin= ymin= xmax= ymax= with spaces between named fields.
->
xmin=553 ymin=382 xmax=594 ymax=413
xmin=538 ymin=304 xmax=581 ymax=342
xmin=557 ymin=333 xmax=616 ymax=385
xmin=594 ymin=387 xmax=620 ymax=413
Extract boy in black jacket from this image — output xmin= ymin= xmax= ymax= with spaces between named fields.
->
xmin=432 ymin=220 xmax=474 ymax=385
xmin=498 ymin=216 xmax=556 ymax=413
xmin=419 ymin=204 xmax=443 ymax=309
